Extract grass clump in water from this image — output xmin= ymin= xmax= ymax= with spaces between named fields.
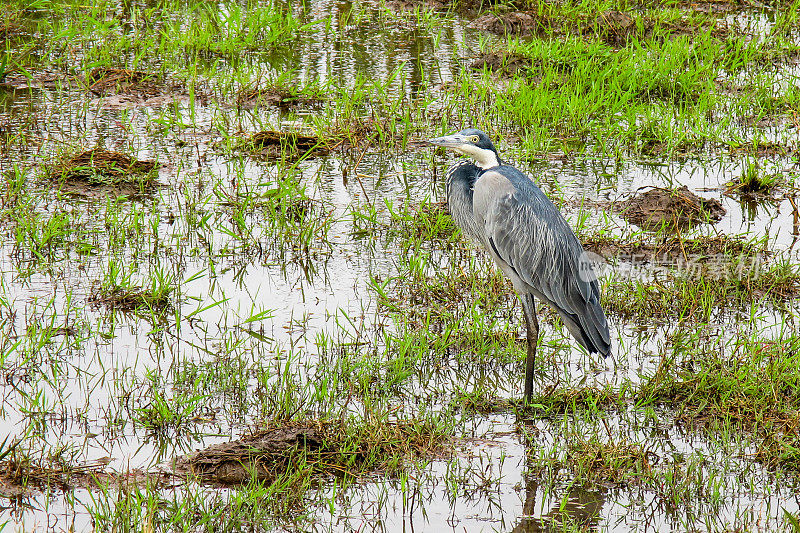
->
xmin=237 ymin=82 xmax=326 ymax=110
xmin=524 ymin=385 xmax=622 ymax=414
xmin=89 ymin=260 xmax=175 ymax=314
xmin=582 ymin=232 xmax=769 ymax=261
xmin=174 ymin=415 xmax=450 ymax=513
xmin=724 ymin=158 xmax=783 ymax=198
xmin=603 ymin=255 xmax=800 ymax=321
xmin=639 ymin=331 xmax=800 ymax=470
xmin=85 ymin=67 xmax=160 ymax=95
xmin=233 ymin=130 xmax=330 ymax=160
xmin=562 ymin=436 xmax=653 ymax=487
xmin=49 ymin=148 xmax=157 ymax=190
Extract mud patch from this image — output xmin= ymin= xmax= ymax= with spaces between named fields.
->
xmin=616 ymin=186 xmax=726 ymax=230
xmin=383 ymin=0 xmax=447 ymax=12
xmin=174 ymin=419 xmax=448 ymax=486
xmin=679 ymin=0 xmax=741 ymax=14
xmin=0 ymin=21 xmax=22 ymax=41
xmin=0 ymin=444 xmax=172 ymax=497
xmin=49 ymin=148 xmax=157 ymax=197
xmin=469 ymin=11 xmax=548 ymax=37
xmin=470 ymin=52 xmax=532 ymax=77
xmin=88 ymin=284 xmax=172 ymax=314
xmin=174 ymin=423 xmax=324 ymax=485
xmin=0 ymin=71 xmax=78 ymax=90
xmin=237 ymin=85 xmax=325 ymax=110
xmin=239 ymin=130 xmax=330 ymax=160
xmin=583 ymin=234 xmax=765 ymax=262
xmin=469 ymin=8 xmax=724 ymax=45
xmin=85 ymin=67 xmax=188 ymax=109
xmin=729 ymin=140 xmax=796 ymax=157
xmin=587 ymin=10 xmax=640 ymax=47
xmin=87 ymin=67 xmax=159 ymax=96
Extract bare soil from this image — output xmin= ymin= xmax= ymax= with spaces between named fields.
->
xmin=0 ymin=455 xmax=173 ymax=497
xmin=49 ymin=148 xmax=157 ymax=197
xmin=237 ymin=86 xmax=325 ymax=110
xmin=469 ymin=11 xmax=548 ymax=38
xmin=174 ymin=423 xmax=325 ymax=485
xmin=244 ymin=130 xmax=330 ymax=159
xmin=583 ymin=234 xmax=765 ymax=261
xmin=616 ymin=186 xmax=726 ymax=230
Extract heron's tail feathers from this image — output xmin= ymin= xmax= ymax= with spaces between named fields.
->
xmin=560 ymin=298 xmax=612 ymax=358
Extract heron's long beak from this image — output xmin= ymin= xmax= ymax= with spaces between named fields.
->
xmin=426 ymin=134 xmax=469 ymax=148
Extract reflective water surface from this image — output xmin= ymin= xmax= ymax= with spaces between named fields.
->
xmin=1 ymin=0 xmax=799 ymax=530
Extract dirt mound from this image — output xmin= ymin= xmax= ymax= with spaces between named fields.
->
xmin=51 ymin=148 xmax=156 ymax=182
xmin=49 ymin=148 xmax=157 ymax=197
xmin=175 ymin=419 xmax=446 ymax=486
xmin=617 ymin=186 xmax=726 ymax=230
xmin=469 ymin=11 xmax=546 ymax=37
xmin=242 ymin=130 xmax=330 ymax=160
xmin=88 ymin=285 xmax=172 ymax=314
xmin=237 ymin=86 xmax=324 ymax=110
xmin=175 ymin=423 xmax=324 ymax=484
xmin=85 ymin=67 xmax=189 ymax=109
xmin=470 ymin=52 xmax=532 ymax=76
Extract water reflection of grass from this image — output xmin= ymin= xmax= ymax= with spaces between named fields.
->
xmin=1 ymin=0 xmax=799 ymax=530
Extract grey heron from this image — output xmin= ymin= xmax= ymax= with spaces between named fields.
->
xmin=427 ymin=128 xmax=611 ymax=402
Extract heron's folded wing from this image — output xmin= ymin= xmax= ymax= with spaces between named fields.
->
xmin=473 ymin=169 xmax=611 ymax=353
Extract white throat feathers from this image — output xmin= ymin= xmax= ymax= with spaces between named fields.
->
xmin=456 ymin=144 xmax=500 ymax=169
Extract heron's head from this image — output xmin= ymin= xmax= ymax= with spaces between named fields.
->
xmin=427 ymin=128 xmax=500 ymax=170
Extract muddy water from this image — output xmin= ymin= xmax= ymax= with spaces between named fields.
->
xmin=2 ymin=0 xmax=800 ymax=531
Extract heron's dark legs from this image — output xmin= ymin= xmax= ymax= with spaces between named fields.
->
xmin=521 ymin=293 xmax=539 ymax=403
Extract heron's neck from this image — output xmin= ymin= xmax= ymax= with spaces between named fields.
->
xmin=457 ymin=145 xmax=500 ymax=169
xmin=445 ymin=161 xmax=484 ymax=242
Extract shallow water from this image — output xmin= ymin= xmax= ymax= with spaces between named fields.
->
xmin=1 ymin=0 xmax=800 ymax=531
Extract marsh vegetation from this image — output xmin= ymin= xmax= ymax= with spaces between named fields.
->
xmin=1 ymin=0 xmax=799 ymax=530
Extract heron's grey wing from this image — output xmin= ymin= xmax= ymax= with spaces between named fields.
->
xmin=473 ymin=170 xmax=611 ymax=356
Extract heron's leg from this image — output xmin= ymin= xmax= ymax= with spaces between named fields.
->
xmin=521 ymin=293 xmax=539 ymax=403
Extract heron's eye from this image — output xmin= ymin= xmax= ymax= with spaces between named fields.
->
xmin=470 ymin=135 xmax=479 ymax=143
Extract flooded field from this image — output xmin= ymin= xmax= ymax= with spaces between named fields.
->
xmin=1 ymin=0 xmax=800 ymax=530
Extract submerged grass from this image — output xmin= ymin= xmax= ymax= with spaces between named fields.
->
xmin=89 ymin=260 xmax=175 ymax=315
xmin=233 ymin=130 xmax=331 ymax=160
xmin=604 ymin=256 xmax=800 ymax=321
xmin=2 ymin=0 xmax=800 ymax=530
xmin=49 ymin=148 xmax=157 ymax=189
xmin=640 ymin=331 xmax=800 ymax=470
